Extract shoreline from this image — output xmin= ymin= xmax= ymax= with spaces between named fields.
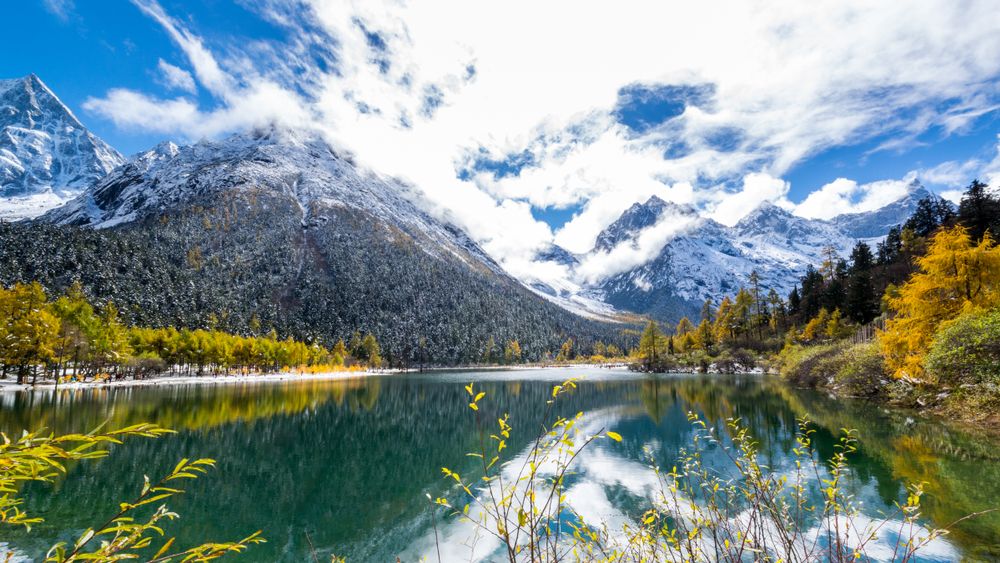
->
xmin=0 ymin=369 xmax=390 ymax=393
xmin=0 ymin=363 xmax=629 ymax=393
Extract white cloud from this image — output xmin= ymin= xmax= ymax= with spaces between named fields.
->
xmin=576 ymin=210 xmax=701 ymax=283
xmin=83 ymin=0 xmax=1000 ymax=283
xmin=709 ymin=173 xmax=792 ymax=226
xmin=156 ymin=59 xmax=196 ymax=94
xmin=42 ymin=0 xmax=74 ymax=21
xmin=794 ymin=176 xmax=919 ymax=220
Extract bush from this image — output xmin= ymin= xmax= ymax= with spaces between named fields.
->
xmin=925 ymin=307 xmax=1000 ymax=386
xmin=432 ymin=379 xmax=952 ymax=562
xmin=714 ymin=348 xmax=756 ymax=373
xmin=833 ymin=342 xmax=887 ymax=398
xmin=776 ymin=343 xmax=846 ymax=388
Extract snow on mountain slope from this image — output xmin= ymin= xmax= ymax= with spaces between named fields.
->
xmin=829 ymin=180 xmax=930 ymax=239
xmin=0 ymin=74 xmax=123 ymax=219
xmin=44 ymin=127 xmax=507 ymax=276
xmin=534 ymin=187 xmax=925 ymax=323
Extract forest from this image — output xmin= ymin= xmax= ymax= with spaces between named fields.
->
xmin=633 ymin=179 xmax=1000 ymax=419
xmin=0 ymin=281 xmax=387 ymax=384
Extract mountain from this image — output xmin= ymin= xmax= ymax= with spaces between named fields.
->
xmin=829 ymin=180 xmax=930 ymax=239
xmin=0 ymin=74 xmax=123 ymax=219
xmin=0 ymin=127 xmax=627 ymax=364
xmin=548 ymin=188 xmax=926 ymax=324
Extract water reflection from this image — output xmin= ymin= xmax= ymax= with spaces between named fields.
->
xmin=1 ymin=369 xmax=998 ymax=561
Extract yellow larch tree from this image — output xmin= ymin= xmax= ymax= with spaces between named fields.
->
xmin=880 ymin=226 xmax=1000 ymax=380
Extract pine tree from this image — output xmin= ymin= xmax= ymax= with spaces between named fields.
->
xmin=361 ymin=333 xmax=381 ymax=368
xmin=958 ymin=179 xmax=1000 ymax=242
xmin=504 ymin=339 xmax=522 ymax=363
xmin=904 ymin=196 xmax=956 ymax=238
xmin=845 ymin=241 xmax=879 ymax=324
xmin=556 ymin=338 xmax=575 ymax=361
xmin=483 ymin=336 xmax=496 ymax=364
xmin=694 ymin=319 xmax=715 ymax=351
xmin=638 ymin=321 xmax=665 ymax=371
xmin=675 ymin=317 xmax=695 ymax=336
xmin=700 ymin=299 xmax=715 ymax=323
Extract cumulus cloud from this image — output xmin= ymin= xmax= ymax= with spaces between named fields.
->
xmin=576 ymin=210 xmax=701 ymax=283
xmin=794 ymin=176 xmax=919 ymax=220
xmin=709 ymin=173 xmax=793 ymax=226
xmin=156 ymin=59 xmax=196 ymax=94
xmin=82 ymin=0 xmax=1000 ymax=283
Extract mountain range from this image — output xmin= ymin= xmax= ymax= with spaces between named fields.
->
xmin=0 ymin=74 xmax=933 ymax=348
xmin=531 ymin=185 xmax=928 ymax=323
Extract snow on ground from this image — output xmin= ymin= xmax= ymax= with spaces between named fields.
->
xmin=0 ymin=190 xmax=75 ymax=220
xmin=0 ymin=369 xmax=389 ymax=393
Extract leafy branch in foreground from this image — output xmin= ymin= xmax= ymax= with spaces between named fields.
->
xmin=428 ymin=379 xmax=986 ymax=562
xmin=1 ymin=424 xmax=264 ymax=562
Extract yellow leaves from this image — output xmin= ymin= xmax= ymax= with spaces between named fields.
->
xmin=606 ymin=431 xmax=622 ymax=442
xmin=880 ymin=225 xmax=1000 ymax=380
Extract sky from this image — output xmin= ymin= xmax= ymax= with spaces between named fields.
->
xmin=4 ymin=0 xmax=1000 ymax=282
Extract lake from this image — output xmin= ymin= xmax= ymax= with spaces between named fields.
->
xmin=2 ymin=367 xmax=999 ymax=562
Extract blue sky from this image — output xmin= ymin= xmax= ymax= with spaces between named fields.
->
xmin=4 ymin=0 xmax=1000 ymax=268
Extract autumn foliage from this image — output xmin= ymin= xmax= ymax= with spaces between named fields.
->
xmin=879 ymin=226 xmax=1000 ymax=380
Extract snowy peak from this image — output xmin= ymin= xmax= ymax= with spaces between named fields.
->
xmin=829 ymin=180 xmax=931 ymax=239
xmin=42 ymin=127 xmax=507 ymax=277
xmin=0 ymin=74 xmax=123 ymax=218
xmin=593 ymin=195 xmax=697 ymax=251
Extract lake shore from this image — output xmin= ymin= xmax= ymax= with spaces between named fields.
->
xmin=0 ymin=369 xmax=387 ymax=393
xmin=0 ymin=362 xmax=630 ymax=393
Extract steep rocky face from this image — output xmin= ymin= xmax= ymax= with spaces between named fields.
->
xmin=0 ymin=74 xmax=123 ymax=217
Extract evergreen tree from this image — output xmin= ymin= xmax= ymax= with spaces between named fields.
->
xmin=675 ymin=317 xmax=695 ymax=336
xmin=694 ymin=319 xmax=714 ymax=351
xmin=556 ymin=338 xmax=575 ymax=361
xmin=504 ymin=339 xmax=522 ymax=363
xmin=958 ymin=179 xmax=1000 ymax=242
xmin=904 ymin=196 xmax=956 ymax=238
xmin=845 ymin=242 xmax=879 ymax=324
xmin=700 ymin=299 xmax=715 ymax=323
xmin=638 ymin=321 xmax=665 ymax=371
xmin=360 ymin=333 xmax=381 ymax=367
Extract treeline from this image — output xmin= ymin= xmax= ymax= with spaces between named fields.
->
xmin=770 ymin=178 xmax=1000 ymax=417
xmin=0 ymin=282 xmax=384 ymax=385
xmin=632 ymin=179 xmax=1000 ymax=381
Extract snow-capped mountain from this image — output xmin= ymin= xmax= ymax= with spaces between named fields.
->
xmin=0 ymin=74 xmax=123 ymax=219
xmin=45 ymin=127 xmax=500 ymax=272
xmin=830 ymin=180 xmax=931 ymax=239
xmin=535 ymin=187 xmax=926 ymax=323
xmin=16 ymin=126 xmax=625 ymax=362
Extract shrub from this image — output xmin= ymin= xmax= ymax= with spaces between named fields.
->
xmin=431 ymin=379 xmax=954 ymax=562
xmin=1 ymin=424 xmax=263 ymax=562
xmin=925 ymin=307 xmax=1000 ymax=386
xmin=833 ymin=342 xmax=887 ymax=398
xmin=776 ymin=343 xmax=847 ymax=388
xmin=714 ymin=348 xmax=756 ymax=373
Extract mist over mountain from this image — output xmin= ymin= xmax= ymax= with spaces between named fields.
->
xmin=0 ymin=76 xmax=944 ymax=338
xmin=532 ymin=185 xmax=928 ymax=324
xmin=1 ymin=126 xmax=630 ymax=364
